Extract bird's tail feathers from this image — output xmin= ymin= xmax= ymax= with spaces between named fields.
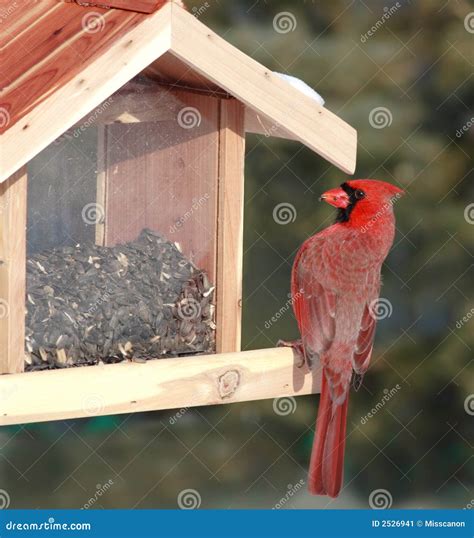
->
xmin=308 ymin=373 xmax=349 ymax=497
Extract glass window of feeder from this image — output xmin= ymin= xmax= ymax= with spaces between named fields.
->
xmin=25 ymin=77 xmax=218 ymax=371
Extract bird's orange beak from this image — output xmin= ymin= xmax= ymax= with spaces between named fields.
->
xmin=319 ymin=187 xmax=350 ymax=209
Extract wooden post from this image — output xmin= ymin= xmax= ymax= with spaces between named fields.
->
xmin=216 ymin=99 xmax=245 ymax=353
xmin=0 ymin=168 xmax=27 ymax=374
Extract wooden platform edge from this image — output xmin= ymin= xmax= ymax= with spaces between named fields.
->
xmin=0 ymin=347 xmax=321 ymax=426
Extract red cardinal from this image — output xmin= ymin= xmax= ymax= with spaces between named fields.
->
xmin=280 ymin=179 xmax=404 ymax=497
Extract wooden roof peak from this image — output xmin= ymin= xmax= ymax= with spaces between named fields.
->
xmin=0 ymin=2 xmax=357 ymax=181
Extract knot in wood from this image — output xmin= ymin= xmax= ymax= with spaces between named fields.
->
xmin=217 ymin=369 xmax=240 ymax=399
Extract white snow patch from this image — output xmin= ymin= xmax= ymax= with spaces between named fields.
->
xmin=274 ymin=72 xmax=325 ymax=106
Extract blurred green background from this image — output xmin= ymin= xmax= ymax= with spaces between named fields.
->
xmin=1 ymin=0 xmax=473 ymax=510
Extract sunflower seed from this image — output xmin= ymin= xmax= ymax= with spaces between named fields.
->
xmin=25 ymin=229 xmax=216 ymax=370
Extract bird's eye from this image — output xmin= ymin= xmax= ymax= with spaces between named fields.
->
xmin=355 ymin=189 xmax=365 ymax=200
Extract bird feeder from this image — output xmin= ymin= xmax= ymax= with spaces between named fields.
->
xmin=0 ymin=0 xmax=357 ymax=425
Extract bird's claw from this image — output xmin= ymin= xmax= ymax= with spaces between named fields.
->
xmin=277 ymin=339 xmax=306 ymax=368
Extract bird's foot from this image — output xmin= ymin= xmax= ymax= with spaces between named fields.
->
xmin=277 ymin=339 xmax=306 ymax=368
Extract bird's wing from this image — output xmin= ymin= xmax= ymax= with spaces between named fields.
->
xmin=352 ymin=305 xmax=376 ymax=375
xmin=292 ymin=229 xmax=381 ymax=393
xmin=291 ymin=232 xmax=337 ymax=359
xmin=352 ymin=267 xmax=381 ymax=375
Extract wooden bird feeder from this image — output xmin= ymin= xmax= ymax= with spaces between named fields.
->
xmin=0 ymin=0 xmax=357 ymax=425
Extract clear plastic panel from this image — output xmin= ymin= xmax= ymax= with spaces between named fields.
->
xmin=25 ymin=79 xmax=217 ymax=370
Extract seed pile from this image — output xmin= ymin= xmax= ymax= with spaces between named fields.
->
xmin=25 ymin=229 xmax=215 ymax=370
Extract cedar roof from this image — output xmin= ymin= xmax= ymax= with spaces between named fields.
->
xmin=0 ymin=0 xmax=357 ymax=180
